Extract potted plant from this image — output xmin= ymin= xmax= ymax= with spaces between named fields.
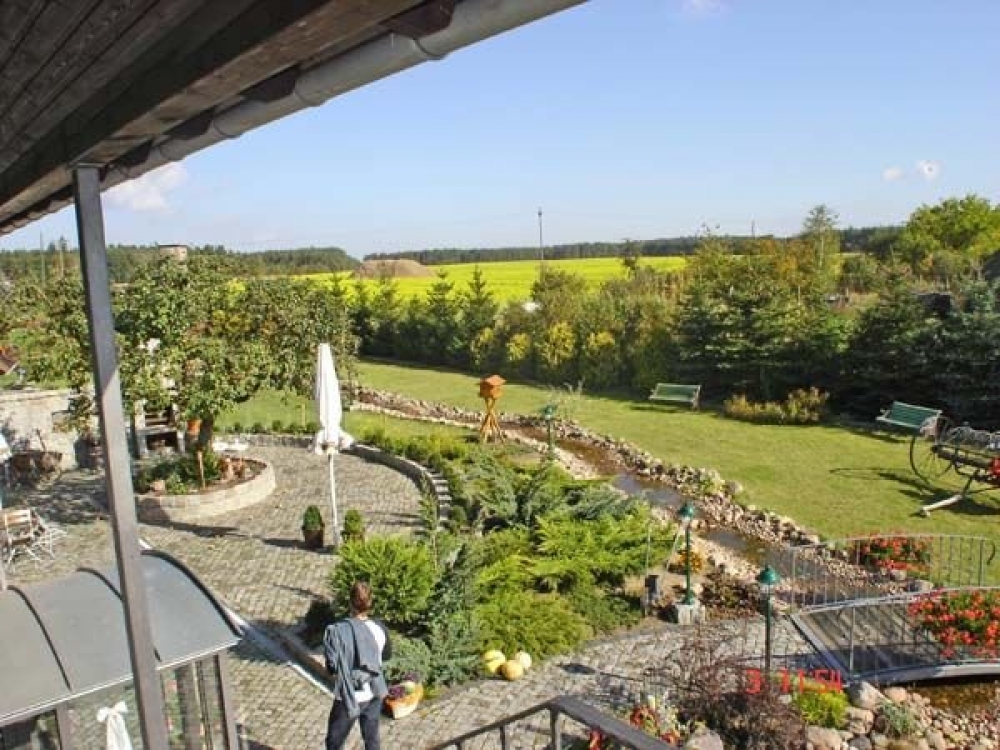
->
xmin=342 ymin=509 xmax=365 ymax=544
xmin=302 ymin=505 xmax=326 ymax=550
xmin=384 ymin=672 xmax=424 ymax=719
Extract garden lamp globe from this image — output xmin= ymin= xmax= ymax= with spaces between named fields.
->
xmin=678 ymin=500 xmax=696 ymax=526
xmin=756 ymin=564 xmax=781 ymax=592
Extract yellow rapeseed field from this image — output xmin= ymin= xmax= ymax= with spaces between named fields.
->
xmin=299 ymin=256 xmax=687 ymax=302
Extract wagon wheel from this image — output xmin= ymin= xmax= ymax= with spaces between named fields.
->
xmin=910 ymin=416 xmax=953 ymax=487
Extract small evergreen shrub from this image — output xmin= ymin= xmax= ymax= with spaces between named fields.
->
xmin=271 ymin=419 xmax=286 ymax=434
xmin=302 ymin=505 xmax=325 ymax=532
xmin=250 ymin=421 xmax=266 ymax=434
xmin=329 ymin=536 xmax=439 ymax=631
xmin=565 ymin=584 xmax=641 ymax=634
xmin=384 ymin=635 xmax=433 ymax=685
xmin=476 ymin=591 xmax=591 ymax=659
xmin=341 ymin=509 xmax=365 ymax=543
xmin=876 ymin=701 xmax=921 ymax=738
xmin=792 ymin=688 xmax=848 ymax=729
xmin=231 ymin=421 xmax=244 ymax=434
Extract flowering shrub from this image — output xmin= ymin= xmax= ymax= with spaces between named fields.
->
xmin=853 ymin=535 xmax=931 ymax=575
xmin=909 ymin=590 xmax=1000 ymax=658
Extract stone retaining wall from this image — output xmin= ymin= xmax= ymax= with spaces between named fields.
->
xmin=0 ymin=387 xmax=78 ymax=469
xmin=136 ymin=459 xmax=275 ymax=523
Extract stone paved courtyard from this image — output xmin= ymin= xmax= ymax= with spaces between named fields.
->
xmin=2 ymin=445 xmax=813 ymax=749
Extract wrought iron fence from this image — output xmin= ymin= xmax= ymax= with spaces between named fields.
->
xmin=768 ymin=533 xmax=997 ymax=610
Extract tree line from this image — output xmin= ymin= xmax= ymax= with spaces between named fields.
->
xmin=0 ymin=241 xmax=358 ymax=284
xmin=364 ymin=226 xmax=904 ymax=266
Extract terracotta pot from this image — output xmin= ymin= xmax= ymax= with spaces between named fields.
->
xmin=302 ymin=527 xmax=325 ymax=550
xmin=185 ymin=418 xmax=202 ymax=436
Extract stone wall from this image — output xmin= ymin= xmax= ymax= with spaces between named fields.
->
xmin=0 ymin=388 xmax=78 ymax=469
xmin=136 ymin=459 xmax=276 ymax=523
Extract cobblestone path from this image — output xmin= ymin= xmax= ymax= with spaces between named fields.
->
xmin=3 ymin=447 xmax=813 ymax=749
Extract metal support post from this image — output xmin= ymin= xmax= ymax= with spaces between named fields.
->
xmin=73 ymin=165 xmax=169 ymax=749
xmin=763 ymin=593 xmax=773 ymax=681
xmin=684 ymin=523 xmax=695 ymax=605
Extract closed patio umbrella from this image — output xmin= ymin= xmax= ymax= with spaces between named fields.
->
xmin=314 ymin=343 xmax=343 ymax=545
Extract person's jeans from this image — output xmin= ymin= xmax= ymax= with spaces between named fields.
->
xmin=326 ymin=698 xmax=381 ymax=750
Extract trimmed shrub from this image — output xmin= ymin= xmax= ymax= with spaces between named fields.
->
xmin=271 ymin=419 xmax=286 ymax=434
xmin=250 ymin=421 xmax=266 ymax=434
xmin=329 ymin=536 xmax=438 ymax=631
xmin=341 ymin=509 xmax=365 ymax=543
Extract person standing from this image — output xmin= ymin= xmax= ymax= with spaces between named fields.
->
xmin=324 ymin=581 xmax=392 ymax=750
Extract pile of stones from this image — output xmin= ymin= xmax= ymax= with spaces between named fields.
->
xmin=805 ymin=682 xmax=998 ymax=750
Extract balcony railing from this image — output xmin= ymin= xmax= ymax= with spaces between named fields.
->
xmin=427 ymin=695 xmax=675 ymax=750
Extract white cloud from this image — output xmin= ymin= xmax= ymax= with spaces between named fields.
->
xmin=107 ymin=163 xmax=188 ymax=212
xmin=882 ymin=166 xmax=905 ymax=182
xmin=681 ymin=0 xmax=726 ymax=15
xmin=916 ymin=159 xmax=941 ymax=182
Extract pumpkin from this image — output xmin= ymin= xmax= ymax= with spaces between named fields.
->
xmin=499 ymin=659 xmax=525 ymax=681
xmin=513 ymin=651 xmax=532 ymax=671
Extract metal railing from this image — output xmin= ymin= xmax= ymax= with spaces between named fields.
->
xmin=793 ymin=586 xmax=1000 ymax=683
xmin=428 ymin=695 xmax=675 ymax=750
xmin=769 ymin=533 xmax=997 ymax=609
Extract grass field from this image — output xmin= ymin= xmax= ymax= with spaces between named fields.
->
xmin=301 ymin=256 xmax=688 ymax=302
xmin=219 ymin=360 xmax=1000 ymax=558
xmin=350 ymin=361 xmax=1000 ymax=548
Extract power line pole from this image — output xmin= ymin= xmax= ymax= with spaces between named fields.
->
xmin=537 ymin=208 xmax=544 ymax=265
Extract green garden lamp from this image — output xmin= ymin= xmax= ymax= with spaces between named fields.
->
xmin=540 ymin=403 xmax=557 ymax=459
xmin=756 ymin=564 xmax=782 ymax=681
xmin=679 ymin=501 xmax=697 ymax=605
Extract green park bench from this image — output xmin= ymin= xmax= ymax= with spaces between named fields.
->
xmin=649 ymin=382 xmax=701 ymax=409
xmin=876 ymin=401 xmax=942 ymax=432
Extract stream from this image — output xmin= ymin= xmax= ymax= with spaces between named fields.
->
xmin=611 ymin=473 xmax=770 ymax=567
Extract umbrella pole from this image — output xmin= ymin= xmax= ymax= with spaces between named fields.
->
xmin=328 ymin=451 xmax=339 ymax=548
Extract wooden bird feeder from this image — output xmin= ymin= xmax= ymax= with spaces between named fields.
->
xmin=478 ymin=375 xmax=506 ymax=443
xmin=479 ymin=374 xmax=505 ymax=400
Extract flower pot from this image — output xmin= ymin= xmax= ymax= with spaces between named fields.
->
xmin=302 ymin=527 xmax=325 ymax=550
xmin=384 ymin=685 xmax=423 ymax=719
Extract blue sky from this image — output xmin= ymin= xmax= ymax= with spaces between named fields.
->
xmin=3 ymin=0 xmax=998 ymax=258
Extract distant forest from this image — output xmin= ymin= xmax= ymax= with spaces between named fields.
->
xmin=365 ymin=226 xmax=903 ymax=265
xmin=0 ymin=241 xmax=358 ymax=283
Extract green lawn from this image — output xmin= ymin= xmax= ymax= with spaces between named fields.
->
xmin=354 ymin=360 xmax=999 ymax=545
xmin=300 ymin=256 xmax=688 ymax=302
xmin=218 ymin=388 xmax=473 ymax=441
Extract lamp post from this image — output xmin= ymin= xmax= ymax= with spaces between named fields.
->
xmin=756 ymin=564 xmax=781 ymax=683
xmin=540 ymin=403 xmax=557 ymax=459
xmin=678 ymin=501 xmax=696 ymax=605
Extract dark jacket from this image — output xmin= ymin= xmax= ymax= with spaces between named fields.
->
xmin=324 ymin=618 xmax=391 ymax=718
